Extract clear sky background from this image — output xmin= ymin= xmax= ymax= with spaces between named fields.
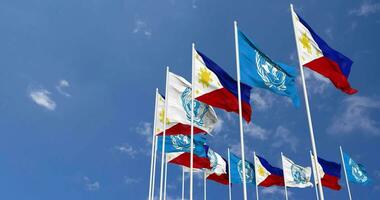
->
xmin=0 ymin=0 xmax=379 ymax=199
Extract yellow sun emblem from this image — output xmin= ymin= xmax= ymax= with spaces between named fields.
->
xmin=299 ymin=32 xmax=312 ymax=54
xmin=258 ymin=165 xmax=266 ymax=176
xmin=198 ymin=67 xmax=213 ymax=88
xmin=159 ymin=109 xmax=170 ymax=125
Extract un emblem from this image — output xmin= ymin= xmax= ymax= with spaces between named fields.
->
xmin=238 ymin=160 xmax=254 ymax=183
xmin=291 ymin=164 xmax=308 ymax=184
xmin=170 ymin=134 xmax=191 ymax=151
xmin=255 ymin=51 xmax=287 ymax=91
xmin=349 ymin=158 xmax=368 ymax=183
xmin=181 ymin=87 xmax=209 ymax=127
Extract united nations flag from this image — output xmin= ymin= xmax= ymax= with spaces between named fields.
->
xmin=343 ymin=152 xmax=371 ymax=185
xmin=238 ymin=30 xmax=300 ymax=107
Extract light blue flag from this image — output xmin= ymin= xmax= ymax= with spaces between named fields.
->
xmin=157 ymin=134 xmax=207 ymax=157
xmin=238 ymin=30 xmax=300 ymax=107
xmin=343 ymin=152 xmax=371 ymax=185
xmin=229 ymin=153 xmax=255 ymax=184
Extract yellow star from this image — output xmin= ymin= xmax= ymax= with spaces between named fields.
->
xmin=258 ymin=166 xmax=266 ymax=176
xmin=198 ymin=67 xmax=213 ymax=88
xmin=299 ymin=32 xmax=312 ymax=54
xmin=159 ymin=109 xmax=170 ymax=125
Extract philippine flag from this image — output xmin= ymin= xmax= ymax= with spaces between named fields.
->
xmin=316 ymin=156 xmax=342 ymax=190
xmin=292 ymin=9 xmax=357 ymax=95
xmin=166 ymin=151 xmax=211 ymax=170
xmin=194 ymin=50 xmax=252 ymax=122
xmin=254 ymin=154 xmax=284 ymax=187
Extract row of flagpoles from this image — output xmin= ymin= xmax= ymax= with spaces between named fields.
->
xmin=147 ymin=4 xmax=368 ymax=200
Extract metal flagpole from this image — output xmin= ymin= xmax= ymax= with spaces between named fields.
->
xmin=190 ymin=43 xmax=195 ymax=200
xmin=152 ymin=134 xmax=159 ymax=200
xmin=281 ymin=152 xmax=289 ymax=200
xmin=163 ymin=160 xmax=168 ymax=200
xmin=340 ymin=146 xmax=353 ymax=200
xmin=310 ymin=151 xmax=320 ymax=200
xmin=253 ymin=152 xmax=259 ymax=200
xmin=148 ymin=89 xmax=159 ymax=200
xmin=289 ymin=4 xmax=324 ymax=200
xmin=233 ymin=20 xmax=248 ymax=200
xmin=204 ymin=171 xmax=207 ymax=200
xmin=159 ymin=67 xmax=170 ymax=200
xmin=182 ymin=167 xmax=185 ymax=200
xmin=228 ymin=148 xmax=232 ymax=200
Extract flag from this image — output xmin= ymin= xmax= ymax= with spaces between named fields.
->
xmin=194 ymin=50 xmax=252 ymax=122
xmin=229 ymin=153 xmax=255 ymax=184
xmin=166 ymin=147 xmax=211 ymax=170
xmin=282 ymin=155 xmax=313 ymax=188
xmin=291 ymin=9 xmax=357 ymax=94
xmin=157 ymin=134 xmax=207 ymax=157
xmin=314 ymin=156 xmax=342 ymax=190
xmin=343 ymin=152 xmax=370 ymax=185
xmin=165 ymin=72 xmax=218 ymax=135
xmin=205 ymin=148 xmax=229 ymax=185
xmin=238 ymin=30 xmax=300 ymax=106
xmin=254 ymin=154 xmax=284 ymax=187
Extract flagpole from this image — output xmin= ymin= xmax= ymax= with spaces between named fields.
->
xmin=182 ymin=167 xmax=185 ymax=200
xmin=163 ymin=159 xmax=168 ymax=200
xmin=190 ymin=43 xmax=195 ymax=200
xmin=159 ymin=67 xmax=170 ymax=200
xmin=228 ymin=148 xmax=232 ymax=200
xmin=204 ymin=171 xmax=207 ymax=200
xmin=152 ymin=136 xmax=159 ymax=200
xmin=233 ymin=20 xmax=248 ymax=200
xmin=253 ymin=152 xmax=259 ymax=200
xmin=340 ymin=146 xmax=353 ymax=200
xmin=289 ymin=4 xmax=324 ymax=200
xmin=310 ymin=151 xmax=320 ymax=200
xmin=149 ymin=88 xmax=159 ymax=200
xmin=281 ymin=152 xmax=289 ymax=200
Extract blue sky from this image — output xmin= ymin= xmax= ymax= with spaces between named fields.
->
xmin=0 ymin=0 xmax=379 ymax=199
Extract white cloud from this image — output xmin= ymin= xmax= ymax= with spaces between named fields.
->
xmin=136 ymin=122 xmax=153 ymax=143
xmin=301 ymin=69 xmax=330 ymax=95
xmin=133 ymin=19 xmax=152 ymax=37
xmin=213 ymin=118 xmax=224 ymax=134
xmin=250 ymin=91 xmax=275 ymax=111
xmin=325 ymin=28 xmax=333 ymax=39
xmin=29 ymin=88 xmax=56 ymax=111
xmin=114 ymin=143 xmax=138 ymax=158
xmin=83 ymin=176 xmax=100 ymax=191
xmin=244 ymin=123 xmax=269 ymax=140
xmin=271 ymin=126 xmax=298 ymax=152
xmin=124 ymin=177 xmax=141 ymax=184
xmin=191 ymin=0 xmax=198 ymax=8
xmin=328 ymin=96 xmax=380 ymax=135
xmin=56 ymin=79 xmax=71 ymax=97
xmin=350 ymin=1 xmax=380 ymax=16
xmin=261 ymin=187 xmax=292 ymax=197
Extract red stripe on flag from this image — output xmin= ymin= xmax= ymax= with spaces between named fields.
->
xmin=321 ymin=174 xmax=341 ymax=190
xmin=168 ymin=152 xmax=211 ymax=169
xmin=258 ymin=175 xmax=285 ymax=187
xmin=157 ymin=123 xmax=205 ymax=136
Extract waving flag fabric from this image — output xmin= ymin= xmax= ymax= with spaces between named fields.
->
xmin=292 ymin=10 xmax=357 ymax=94
xmin=157 ymin=134 xmax=207 ymax=157
xmin=254 ymin=154 xmax=284 ymax=187
xmin=282 ymin=155 xmax=313 ymax=188
xmin=343 ymin=152 xmax=370 ymax=185
xmin=194 ymin=50 xmax=252 ymax=122
xmin=315 ymin=156 xmax=342 ymax=190
xmin=238 ymin=30 xmax=300 ymax=107
xmin=205 ymin=148 xmax=229 ymax=185
xmin=166 ymin=151 xmax=211 ymax=169
xmin=164 ymin=72 xmax=218 ymax=135
xmin=229 ymin=153 xmax=255 ymax=184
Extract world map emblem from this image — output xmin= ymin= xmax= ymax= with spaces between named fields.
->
xmin=181 ymin=87 xmax=209 ymax=127
xmin=291 ymin=164 xmax=308 ymax=184
xmin=237 ymin=160 xmax=254 ymax=183
xmin=170 ymin=134 xmax=191 ymax=151
xmin=255 ymin=50 xmax=287 ymax=91
xmin=349 ymin=158 xmax=368 ymax=183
